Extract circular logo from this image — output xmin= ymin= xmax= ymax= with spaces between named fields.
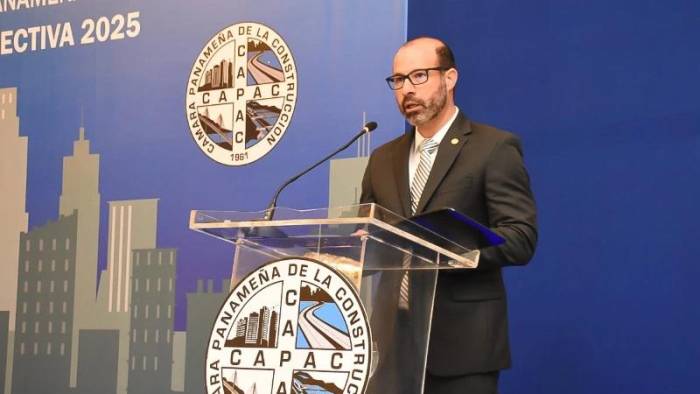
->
xmin=206 ymin=257 xmax=372 ymax=394
xmin=186 ymin=22 xmax=298 ymax=166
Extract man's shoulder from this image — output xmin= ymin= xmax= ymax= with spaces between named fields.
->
xmin=466 ymin=120 xmax=526 ymax=162
xmin=470 ymin=120 xmax=519 ymax=144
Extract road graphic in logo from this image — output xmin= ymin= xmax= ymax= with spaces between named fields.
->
xmin=206 ymin=258 xmax=372 ymax=394
xmin=296 ymin=282 xmax=351 ymax=351
xmin=186 ymin=22 xmax=298 ymax=166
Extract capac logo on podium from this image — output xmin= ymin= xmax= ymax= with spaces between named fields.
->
xmin=186 ymin=22 xmax=298 ymax=166
xmin=206 ymin=258 xmax=372 ymax=394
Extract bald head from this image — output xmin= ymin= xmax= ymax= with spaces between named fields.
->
xmin=399 ymin=37 xmax=456 ymax=70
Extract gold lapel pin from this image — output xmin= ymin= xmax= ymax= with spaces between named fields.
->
xmin=451 ymin=138 xmax=459 ymax=145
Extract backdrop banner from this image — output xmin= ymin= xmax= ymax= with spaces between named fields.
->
xmin=0 ymin=1 xmax=406 ymax=393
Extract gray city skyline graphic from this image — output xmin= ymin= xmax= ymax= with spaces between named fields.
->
xmin=0 ymin=87 xmax=370 ymax=394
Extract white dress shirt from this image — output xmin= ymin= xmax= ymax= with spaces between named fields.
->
xmin=408 ymin=107 xmax=460 ymax=186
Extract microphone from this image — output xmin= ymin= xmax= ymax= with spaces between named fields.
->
xmin=263 ymin=121 xmax=378 ymax=220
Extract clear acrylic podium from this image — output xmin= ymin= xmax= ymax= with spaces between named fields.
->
xmin=189 ymin=203 xmax=479 ymax=393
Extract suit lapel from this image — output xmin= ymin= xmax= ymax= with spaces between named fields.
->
xmin=415 ymin=113 xmax=472 ymax=214
xmin=392 ymin=132 xmax=413 ymax=217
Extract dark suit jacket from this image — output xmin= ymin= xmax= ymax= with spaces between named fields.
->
xmin=360 ymin=112 xmax=537 ymax=376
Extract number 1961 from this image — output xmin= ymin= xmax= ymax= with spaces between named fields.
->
xmin=81 ymin=11 xmax=141 ymax=44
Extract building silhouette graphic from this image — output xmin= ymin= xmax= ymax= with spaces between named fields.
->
xmin=0 ymin=89 xmax=373 ymax=394
xmin=0 ymin=88 xmax=28 ymax=334
xmin=1 ymin=88 xmax=29 ymax=393
xmin=328 ymin=157 xmax=368 ymax=216
xmin=328 ymin=117 xmax=371 ymax=219
xmin=90 ymin=198 xmax=159 ymax=394
xmin=59 ymin=124 xmax=101 ymax=388
xmin=75 ymin=329 xmax=119 ymax=394
xmin=76 ymin=330 xmax=119 ymax=394
xmin=245 ymin=312 xmax=259 ymax=345
xmin=184 ymin=280 xmax=229 ymax=394
xmin=170 ymin=330 xmax=186 ymax=392
xmin=0 ymin=100 xmax=190 ymax=394
xmin=235 ymin=318 xmax=247 ymax=339
xmin=258 ymin=307 xmax=270 ymax=346
xmin=12 ymin=213 xmax=78 ymax=394
xmin=229 ymin=307 xmax=278 ymax=348
xmin=202 ymin=59 xmax=234 ymax=91
xmin=128 ymin=248 xmax=177 ymax=394
xmin=268 ymin=311 xmax=278 ymax=348
xmin=104 ymin=199 xmax=158 ymax=314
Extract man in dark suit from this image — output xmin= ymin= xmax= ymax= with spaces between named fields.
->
xmin=360 ymin=37 xmax=538 ymax=393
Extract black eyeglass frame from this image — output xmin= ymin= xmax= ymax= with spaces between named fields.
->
xmin=385 ymin=67 xmax=449 ymax=90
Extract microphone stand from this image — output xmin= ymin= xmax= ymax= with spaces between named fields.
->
xmin=263 ymin=122 xmax=377 ymax=221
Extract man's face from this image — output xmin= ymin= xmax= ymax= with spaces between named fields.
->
xmin=391 ymin=43 xmax=447 ymax=126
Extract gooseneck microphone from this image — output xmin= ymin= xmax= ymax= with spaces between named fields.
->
xmin=263 ymin=121 xmax=378 ymax=221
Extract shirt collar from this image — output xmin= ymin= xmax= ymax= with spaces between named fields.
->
xmin=413 ymin=107 xmax=460 ymax=153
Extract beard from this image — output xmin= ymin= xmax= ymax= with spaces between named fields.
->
xmin=399 ymin=80 xmax=447 ymax=126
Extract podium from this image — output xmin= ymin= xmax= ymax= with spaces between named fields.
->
xmin=189 ymin=203 xmax=482 ymax=394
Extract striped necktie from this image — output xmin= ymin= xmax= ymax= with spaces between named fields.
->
xmin=400 ymin=138 xmax=438 ymax=310
xmin=410 ymin=138 xmax=439 ymax=215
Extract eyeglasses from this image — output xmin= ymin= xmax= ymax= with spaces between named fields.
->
xmin=385 ymin=67 xmax=448 ymax=90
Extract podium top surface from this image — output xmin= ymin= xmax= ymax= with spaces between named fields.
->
xmin=189 ymin=203 xmax=480 ymax=269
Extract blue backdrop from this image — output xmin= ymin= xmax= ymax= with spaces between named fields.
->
xmin=0 ymin=0 xmax=406 ymax=330
xmin=408 ymin=0 xmax=700 ymax=392
xmin=2 ymin=0 xmax=699 ymax=393
xmin=0 ymin=2 xmax=407 ymax=393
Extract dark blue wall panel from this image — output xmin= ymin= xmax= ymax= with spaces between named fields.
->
xmin=408 ymin=1 xmax=700 ymax=392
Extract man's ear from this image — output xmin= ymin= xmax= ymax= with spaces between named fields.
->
xmin=445 ymin=68 xmax=458 ymax=91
